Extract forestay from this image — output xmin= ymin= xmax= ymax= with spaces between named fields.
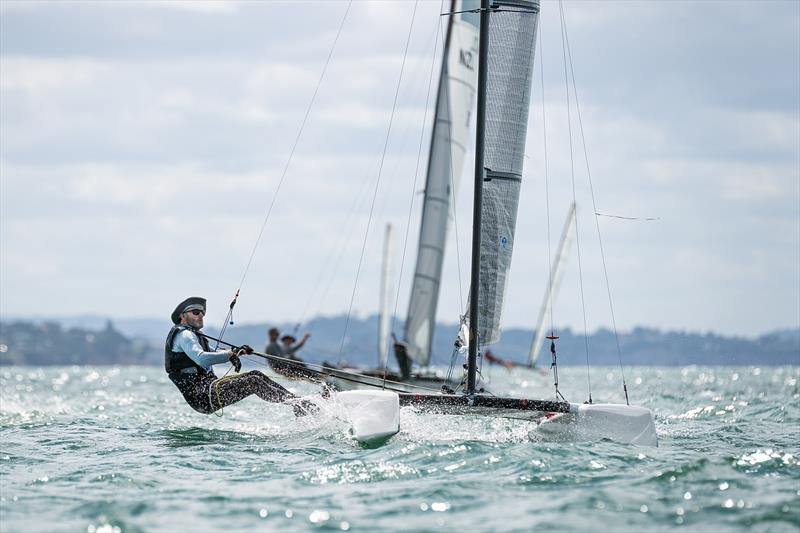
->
xmin=477 ymin=0 xmax=539 ymax=344
xmin=404 ymin=0 xmax=480 ymax=365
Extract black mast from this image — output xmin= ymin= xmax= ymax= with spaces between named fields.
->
xmin=467 ymin=0 xmax=490 ymax=395
xmin=388 ymin=0 xmax=571 ymax=420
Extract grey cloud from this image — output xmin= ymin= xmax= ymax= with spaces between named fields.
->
xmin=1 ymin=0 xmax=797 ymax=335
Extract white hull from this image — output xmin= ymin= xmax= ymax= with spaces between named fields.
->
xmin=538 ymin=403 xmax=658 ymax=447
xmin=333 ymin=390 xmax=657 ymax=447
xmin=335 ymin=390 xmax=400 ymax=443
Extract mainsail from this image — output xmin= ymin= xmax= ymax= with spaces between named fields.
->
xmin=477 ymin=0 xmax=540 ymax=344
xmin=403 ymin=0 xmax=480 ymax=365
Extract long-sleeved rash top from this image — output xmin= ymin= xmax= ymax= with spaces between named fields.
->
xmin=172 ymin=330 xmax=230 ymax=372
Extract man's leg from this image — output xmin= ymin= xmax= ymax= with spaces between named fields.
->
xmin=209 ymin=371 xmax=296 ymax=410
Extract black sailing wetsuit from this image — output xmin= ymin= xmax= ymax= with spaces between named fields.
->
xmin=165 ymin=325 xmax=297 ymax=414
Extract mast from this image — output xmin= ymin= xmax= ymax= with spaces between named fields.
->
xmin=467 ymin=0 xmax=540 ymax=391
xmin=467 ymin=0 xmax=490 ymax=395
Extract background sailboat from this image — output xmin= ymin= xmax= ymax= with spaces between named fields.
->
xmin=529 ymin=201 xmax=576 ymax=368
xmin=483 ymin=202 xmax=576 ymax=370
xmin=393 ymin=0 xmax=480 ymax=378
xmin=325 ymin=0 xmax=480 ymax=391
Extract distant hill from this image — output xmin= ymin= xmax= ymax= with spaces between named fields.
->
xmin=0 ymin=320 xmax=156 ymax=366
xmin=0 ymin=315 xmax=797 ymax=367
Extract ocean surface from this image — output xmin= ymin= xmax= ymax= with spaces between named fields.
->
xmin=1 ymin=364 xmax=798 ymax=532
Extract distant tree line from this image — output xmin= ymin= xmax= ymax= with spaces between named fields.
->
xmin=0 ymin=317 xmax=797 ymax=366
xmin=486 ymin=326 xmax=800 ymax=366
xmin=0 ymin=320 xmax=157 ymax=366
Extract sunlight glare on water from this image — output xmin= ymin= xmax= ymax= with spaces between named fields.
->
xmin=0 ymin=365 xmax=798 ymax=531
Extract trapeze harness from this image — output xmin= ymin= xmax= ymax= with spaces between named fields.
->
xmin=165 ymin=325 xmax=218 ymax=413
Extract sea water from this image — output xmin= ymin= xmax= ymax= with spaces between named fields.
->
xmin=1 ymin=365 xmax=798 ymax=532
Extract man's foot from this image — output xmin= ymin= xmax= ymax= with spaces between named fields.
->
xmin=292 ymin=399 xmax=319 ymax=417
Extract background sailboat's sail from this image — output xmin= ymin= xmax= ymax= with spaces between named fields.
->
xmin=403 ymin=0 xmax=480 ymax=365
xmin=477 ymin=0 xmax=540 ymax=345
xmin=378 ymin=223 xmax=393 ymax=367
xmin=529 ymin=202 xmax=576 ymax=367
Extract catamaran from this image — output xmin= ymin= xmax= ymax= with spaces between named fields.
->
xmin=217 ymin=0 xmax=657 ymax=446
xmin=391 ymin=0 xmax=656 ymax=447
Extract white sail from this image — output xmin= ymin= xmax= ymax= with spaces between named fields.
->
xmin=529 ymin=202 xmax=576 ymax=367
xmin=477 ymin=0 xmax=540 ymax=345
xmin=378 ymin=223 xmax=393 ymax=367
xmin=403 ymin=0 xmax=480 ymax=365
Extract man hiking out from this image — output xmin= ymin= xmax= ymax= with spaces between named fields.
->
xmin=165 ymin=297 xmax=314 ymax=415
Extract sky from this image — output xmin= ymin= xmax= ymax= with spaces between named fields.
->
xmin=1 ymin=0 xmax=798 ymax=338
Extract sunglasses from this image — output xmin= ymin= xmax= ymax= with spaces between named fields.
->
xmin=188 ymin=309 xmax=205 ymax=316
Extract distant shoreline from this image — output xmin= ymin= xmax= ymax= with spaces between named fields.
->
xmin=1 ymin=316 xmax=797 ymax=367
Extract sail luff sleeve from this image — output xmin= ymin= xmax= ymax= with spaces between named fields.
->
xmin=477 ymin=0 xmax=540 ymax=345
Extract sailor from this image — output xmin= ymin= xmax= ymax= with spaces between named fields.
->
xmin=265 ymin=327 xmax=284 ymax=357
xmin=165 ymin=297 xmax=312 ymax=414
xmin=280 ymin=334 xmax=296 ymax=353
xmin=483 ymin=349 xmax=515 ymax=369
xmin=281 ymin=332 xmax=310 ymax=359
xmin=265 ymin=327 xmax=317 ymax=380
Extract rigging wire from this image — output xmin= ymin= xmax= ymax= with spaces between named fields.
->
xmin=384 ymin=0 xmax=446 ymax=378
xmin=296 ymin=160 xmax=381 ymax=333
xmin=596 ymin=212 xmax=660 ymax=221
xmin=438 ymin=0 xmax=467 ymax=317
xmin=437 ymin=0 xmax=469 ymax=376
xmin=431 ymin=0 xmax=467 ymax=376
xmin=312 ymin=82 xmax=435 ymax=340
xmin=539 ymin=7 xmax=554 ymax=341
xmin=446 ymin=158 xmax=467 ymax=380
xmin=560 ymin=3 xmax=630 ymax=404
xmin=284 ymin=19 xmax=442 ymax=344
xmin=537 ymin=15 xmax=565 ymax=402
xmin=337 ymin=0 xmax=421 ymax=364
xmin=449 ymin=159 xmax=466 ymax=315
xmin=446 ymin=34 xmax=467 ymax=319
xmin=558 ymin=0 xmax=592 ymax=404
xmin=299 ymin=12 xmax=442 ymax=358
xmin=227 ymin=0 xmax=353 ymax=308
xmin=214 ymin=289 xmax=239 ymax=349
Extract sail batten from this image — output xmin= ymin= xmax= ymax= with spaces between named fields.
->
xmin=477 ymin=0 xmax=540 ymax=345
xmin=403 ymin=0 xmax=480 ymax=365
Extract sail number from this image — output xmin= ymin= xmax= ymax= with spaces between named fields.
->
xmin=459 ymin=49 xmax=475 ymax=70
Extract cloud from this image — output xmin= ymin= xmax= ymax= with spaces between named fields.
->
xmin=0 ymin=57 xmax=104 ymax=92
xmin=148 ymin=1 xmax=239 ymax=14
xmin=0 ymin=0 xmax=797 ymax=336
